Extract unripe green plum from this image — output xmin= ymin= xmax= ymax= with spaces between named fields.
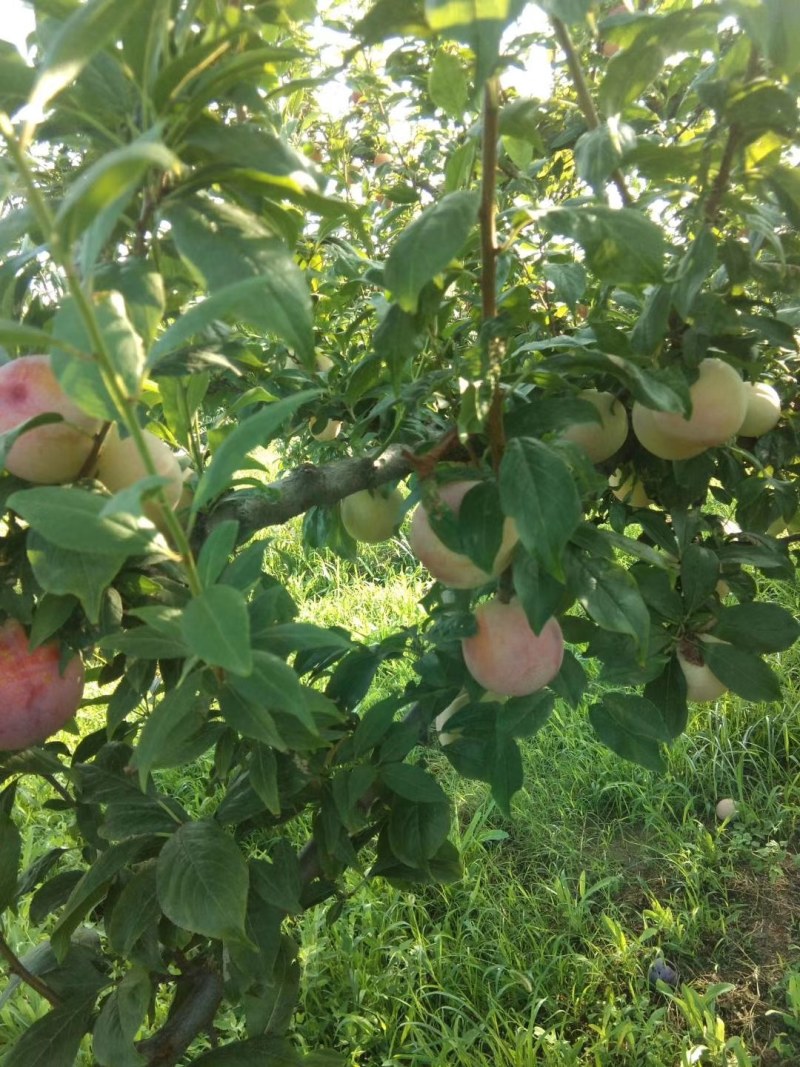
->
xmin=96 ymin=426 xmax=182 ymax=525
xmin=0 ymin=355 xmax=101 ymax=483
xmin=609 ymin=468 xmax=652 ymax=507
xmin=738 ymin=382 xmax=781 ymax=437
xmin=409 ymin=481 xmax=518 ymax=589
xmin=341 ymin=486 xmax=404 ymax=543
xmin=632 ymin=358 xmax=747 ymax=460
xmin=562 ymin=390 xmax=629 ymax=463
xmin=309 ymin=416 xmax=342 ymax=442
xmin=0 ymin=618 xmax=84 ymax=751
xmin=462 ymin=598 xmax=564 ymax=697
xmin=677 ymin=634 xmax=728 ymax=702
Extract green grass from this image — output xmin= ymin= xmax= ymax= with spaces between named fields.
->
xmin=2 ymin=511 xmax=800 ymax=1066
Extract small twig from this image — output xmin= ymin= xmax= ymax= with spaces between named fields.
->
xmin=551 ymin=16 xmax=632 ymax=206
xmin=77 ymin=420 xmax=112 ymax=480
xmin=480 ymin=77 xmax=500 ymax=322
xmin=703 ymin=125 xmax=741 ymax=226
xmin=42 ymin=773 xmax=73 ymax=805
xmin=0 ymin=933 xmax=62 ymax=1007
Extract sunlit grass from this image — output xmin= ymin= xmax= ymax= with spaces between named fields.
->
xmin=3 ymin=502 xmax=800 ymax=1066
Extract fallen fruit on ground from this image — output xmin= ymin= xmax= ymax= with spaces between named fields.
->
xmin=96 ymin=425 xmax=183 ymax=524
xmin=562 ymin=389 xmax=629 ymax=463
xmin=715 ymin=797 xmax=738 ymax=820
xmin=409 ymin=480 xmax=519 ymax=588
xmin=341 ymin=486 xmax=405 ymax=543
xmin=462 ymin=598 xmax=564 ymax=697
xmin=0 ymin=354 xmax=101 ymax=484
xmin=632 ymin=358 xmax=747 ymax=460
xmin=0 ymin=618 xmax=84 ymax=751
xmin=738 ymin=382 xmax=781 ymax=437
xmin=677 ymin=634 xmax=728 ymax=702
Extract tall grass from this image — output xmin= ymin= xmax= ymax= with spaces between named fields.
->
xmin=2 ymin=507 xmax=800 ymax=1066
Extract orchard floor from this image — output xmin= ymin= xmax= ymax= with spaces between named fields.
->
xmin=2 ymin=520 xmax=800 ymax=1067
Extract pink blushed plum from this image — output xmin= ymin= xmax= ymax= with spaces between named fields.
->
xmin=462 ymin=599 xmax=564 ymax=697
xmin=0 ymin=619 xmax=84 ymax=751
xmin=0 ymin=355 xmax=101 ymax=483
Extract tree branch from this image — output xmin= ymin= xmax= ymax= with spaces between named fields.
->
xmin=0 ymin=934 xmax=62 ymax=1007
xmin=551 ymin=16 xmax=632 ymax=207
xmin=137 ymin=961 xmax=224 ymax=1067
xmin=204 ymin=443 xmax=416 ymax=540
xmin=480 ymin=77 xmax=500 ymax=322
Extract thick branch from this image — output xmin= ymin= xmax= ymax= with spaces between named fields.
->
xmin=206 ymin=443 xmax=415 ymax=539
xmin=137 ymin=962 xmax=224 ymax=1067
xmin=703 ymin=125 xmax=741 ymax=226
xmin=552 ymin=16 xmax=632 ymax=206
xmin=0 ymin=934 xmax=62 ymax=1007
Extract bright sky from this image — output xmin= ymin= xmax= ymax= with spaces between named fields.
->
xmin=0 ymin=0 xmax=552 ymax=109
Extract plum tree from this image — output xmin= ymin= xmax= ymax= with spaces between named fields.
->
xmin=0 ymin=618 xmax=84 ymax=751
xmin=632 ymin=358 xmax=748 ymax=460
xmin=0 ymin=355 xmax=100 ymax=483
xmin=462 ymin=599 xmax=564 ymax=697
xmin=676 ymin=635 xmax=729 ymax=703
xmin=341 ymin=486 xmax=405 ymax=542
xmin=738 ymin=382 xmax=781 ymax=437
xmin=1 ymin=2 xmax=798 ymax=1064
xmin=95 ymin=425 xmax=183 ymax=524
xmin=409 ymin=480 xmax=519 ymax=588
xmin=561 ymin=389 xmax=628 ymax=462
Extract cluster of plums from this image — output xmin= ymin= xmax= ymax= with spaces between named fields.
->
xmin=0 ymin=352 xmax=783 ymax=750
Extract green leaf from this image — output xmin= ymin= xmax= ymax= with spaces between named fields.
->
xmin=0 ymin=810 xmax=21 ymax=912
xmin=192 ymin=391 xmax=319 ymax=512
xmin=588 ymin=693 xmax=669 ymax=771
xmin=643 ymin=657 xmax=688 ymax=740
xmin=129 ymin=676 xmax=204 ymax=789
xmin=197 ymin=520 xmax=240 ymax=589
xmin=94 ymin=261 xmax=165 ymax=349
xmin=250 ymin=842 xmax=302 ymax=915
xmin=380 ymin=763 xmax=448 ymax=804
xmin=56 ymin=136 xmax=177 ymax=248
xmin=228 ymin=651 xmax=313 ymax=730
xmin=388 ymin=798 xmax=451 ymax=870
xmin=249 ymin=745 xmax=281 ymax=816
xmin=182 ymin=585 xmax=252 ymax=676
xmin=164 ymin=198 xmax=314 ymax=364
xmin=93 ymin=968 xmax=150 ymax=1067
xmin=425 ymin=0 xmax=524 ymax=84
xmin=499 ymin=437 xmax=581 ymax=577
xmin=489 ymin=737 xmax=523 ymax=816
xmin=51 ymin=837 xmax=155 ymax=961
xmin=712 ymin=603 xmax=800 ymax=653
xmin=680 ymin=544 xmax=719 ymax=617
xmin=542 ymin=263 xmax=587 ymax=309
xmin=8 ymin=487 xmax=153 ymax=556
xmin=566 ymin=547 xmax=651 ymax=649
xmin=599 ymin=42 xmax=665 ymax=115
xmin=107 ymin=865 xmax=161 ymax=958
xmin=27 ymin=530 xmax=126 ymax=624
xmin=513 ymin=549 xmax=567 ymax=635
xmin=542 ymin=206 xmax=666 ymax=285
xmin=156 ymin=820 xmax=249 ymax=941
xmin=537 ymin=0 xmax=592 ymax=20
xmin=3 ymin=996 xmax=96 ymax=1067
xmin=458 ymin=481 xmax=504 ymax=575
xmin=737 ymin=0 xmax=800 ymax=77
xmin=428 ymin=51 xmax=468 ymax=117
xmin=574 ymin=121 xmax=635 ymax=192
xmin=27 ymin=0 xmax=143 ymax=117
xmin=191 ymin=1035 xmax=327 ymax=1066
xmin=384 ymin=191 xmax=478 ymax=313
xmin=702 ymin=643 xmax=782 ymax=703
xmin=219 ymin=688 xmax=286 ymax=750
